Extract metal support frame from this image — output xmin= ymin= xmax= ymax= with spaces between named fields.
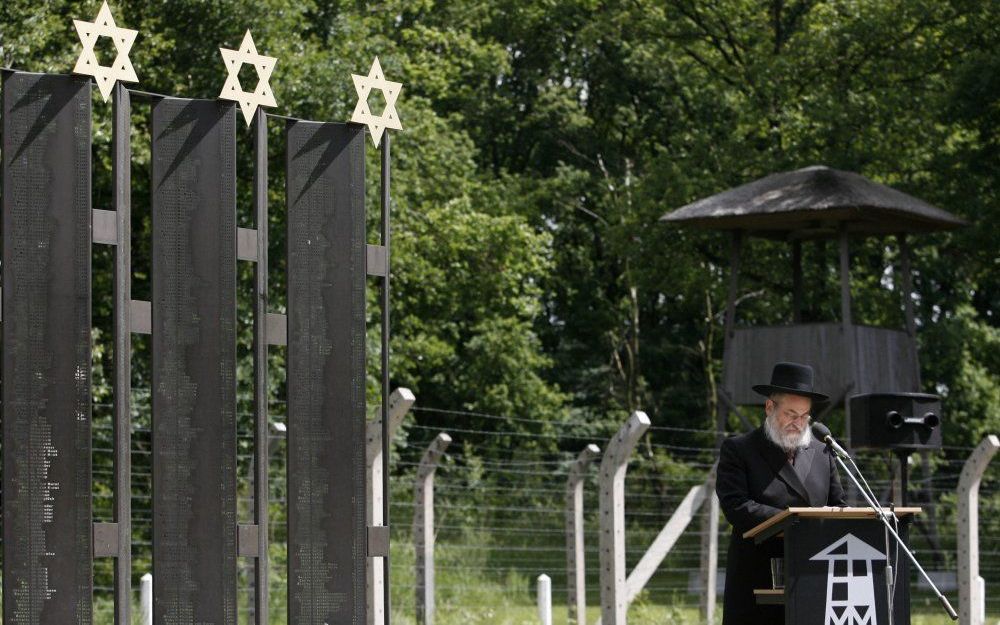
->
xmin=112 ymin=80 xmax=133 ymax=625
xmin=598 ymin=411 xmax=651 ymax=625
xmin=0 ymin=72 xmax=399 ymax=622
xmin=958 ymin=435 xmax=999 ymax=625
xmin=379 ymin=130 xmax=394 ymax=625
xmin=566 ymin=444 xmax=601 ymax=625
xmin=251 ymin=105 xmax=270 ymax=625
xmin=415 ymin=432 xmax=452 ymax=625
xmin=368 ymin=387 xmax=416 ymax=625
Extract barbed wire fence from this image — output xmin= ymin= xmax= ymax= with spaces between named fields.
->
xmin=85 ymin=392 xmax=1000 ymax=624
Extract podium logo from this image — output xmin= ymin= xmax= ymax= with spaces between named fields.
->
xmin=810 ymin=533 xmax=887 ymax=625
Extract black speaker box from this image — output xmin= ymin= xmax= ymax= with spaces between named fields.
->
xmin=848 ymin=392 xmax=942 ymax=451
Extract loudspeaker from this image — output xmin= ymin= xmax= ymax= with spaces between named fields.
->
xmin=848 ymin=392 xmax=942 ymax=451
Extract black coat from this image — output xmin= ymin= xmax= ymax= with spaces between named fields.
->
xmin=716 ymin=426 xmax=846 ymax=625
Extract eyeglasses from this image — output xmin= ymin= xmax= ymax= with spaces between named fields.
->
xmin=780 ymin=412 xmax=812 ymax=424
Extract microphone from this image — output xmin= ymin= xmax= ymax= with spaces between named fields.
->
xmin=811 ymin=422 xmax=850 ymax=460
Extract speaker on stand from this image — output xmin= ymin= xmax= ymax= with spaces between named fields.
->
xmin=848 ymin=392 xmax=943 ymax=506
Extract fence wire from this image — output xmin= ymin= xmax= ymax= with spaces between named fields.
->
xmin=78 ymin=395 xmax=1000 ymax=624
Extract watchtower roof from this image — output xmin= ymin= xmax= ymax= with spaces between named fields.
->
xmin=660 ymin=166 xmax=965 ymax=236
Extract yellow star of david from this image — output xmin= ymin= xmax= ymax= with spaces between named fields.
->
xmin=72 ymin=1 xmax=139 ymax=101
xmin=351 ymin=57 xmax=402 ymax=147
xmin=219 ymin=30 xmax=277 ymax=126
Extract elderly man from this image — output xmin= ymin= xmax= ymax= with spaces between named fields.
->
xmin=716 ymin=361 xmax=846 ymax=624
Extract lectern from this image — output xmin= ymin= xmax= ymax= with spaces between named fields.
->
xmin=744 ymin=507 xmax=921 ymax=624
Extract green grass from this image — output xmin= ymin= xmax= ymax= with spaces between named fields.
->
xmin=3 ymin=537 xmax=994 ymax=625
xmin=385 ymin=598 xmax=992 ymax=625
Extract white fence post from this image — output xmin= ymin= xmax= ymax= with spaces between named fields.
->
xmin=958 ymin=434 xmax=999 ymax=625
xmin=415 ymin=432 xmax=452 ymax=625
xmin=367 ymin=387 xmax=416 ymax=625
xmin=140 ymin=572 xmax=153 ymax=625
xmin=538 ymin=574 xmax=553 ymax=625
xmin=699 ymin=473 xmax=720 ymax=625
xmin=598 ymin=411 xmax=651 ymax=625
xmin=566 ymin=443 xmax=600 ymax=625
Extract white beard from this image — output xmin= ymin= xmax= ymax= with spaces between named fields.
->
xmin=764 ymin=413 xmax=813 ymax=452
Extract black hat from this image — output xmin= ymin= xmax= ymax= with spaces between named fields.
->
xmin=752 ymin=362 xmax=829 ymax=402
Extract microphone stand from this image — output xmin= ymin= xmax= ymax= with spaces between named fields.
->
xmin=825 ymin=442 xmax=958 ymax=620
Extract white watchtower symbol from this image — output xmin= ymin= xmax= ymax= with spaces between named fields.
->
xmin=810 ymin=533 xmax=887 ymax=625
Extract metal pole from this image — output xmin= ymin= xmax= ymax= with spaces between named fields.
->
xmin=415 ymin=433 xmax=452 ymax=625
xmin=895 ymin=450 xmax=910 ymax=507
xmin=368 ymin=387 xmax=416 ymax=625
xmin=958 ymin=435 xmax=999 ymax=625
xmin=112 ymin=81 xmax=133 ymax=625
xmin=566 ymin=444 xmax=600 ymax=625
xmin=832 ymin=451 xmax=957 ymax=619
xmin=598 ymin=411 xmax=651 ymax=625
xmin=252 ymin=105 xmax=270 ymax=625
xmin=381 ymin=130 xmax=393 ymax=625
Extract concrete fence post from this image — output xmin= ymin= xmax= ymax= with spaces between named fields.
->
xmin=566 ymin=443 xmax=601 ymax=625
xmin=538 ymin=574 xmax=553 ymax=625
xmin=140 ymin=572 xmax=153 ymax=625
xmin=367 ymin=387 xmax=416 ymax=625
xmin=595 ymin=467 xmax=716 ymax=625
xmin=598 ymin=411 xmax=651 ymax=625
xmin=414 ymin=432 xmax=452 ymax=625
xmin=699 ymin=475 xmax=720 ymax=625
xmin=958 ymin=434 xmax=999 ymax=625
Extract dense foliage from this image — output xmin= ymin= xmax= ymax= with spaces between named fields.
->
xmin=3 ymin=0 xmax=996 ymax=444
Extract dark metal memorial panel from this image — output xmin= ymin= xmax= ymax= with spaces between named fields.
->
xmin=286 ymin=120 xmax=366 ymax=625
xmin=151 ymin=97 xmax=237 ymax=624
xmin=1 ymin=71 xmax=93 ymax=624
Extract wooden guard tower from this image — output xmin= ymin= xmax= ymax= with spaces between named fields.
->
xmin=660 ymin=165 xmax=965 ymax=445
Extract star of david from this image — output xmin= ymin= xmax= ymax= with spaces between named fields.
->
xmin=351 ymin=57 xmax=402 ymax=147
xmin=219 ymin=30 xmax=277 ymax=126
xmin=72 ymin=1 xmax=139 ymax=101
